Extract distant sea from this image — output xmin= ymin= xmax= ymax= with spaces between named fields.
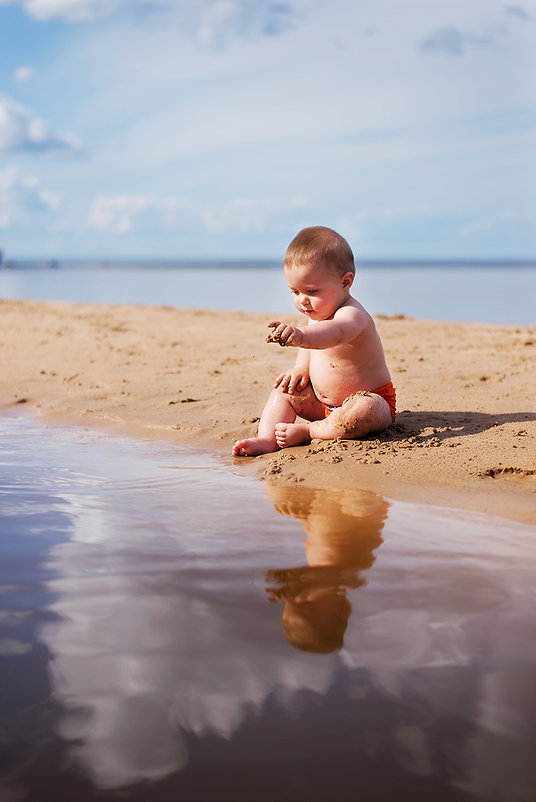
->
xmin=0 ymin=259 xmax=534 ymax=325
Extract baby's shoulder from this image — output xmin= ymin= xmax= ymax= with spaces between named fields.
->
xmin=335 ymin=297 xmax=372 ymax=324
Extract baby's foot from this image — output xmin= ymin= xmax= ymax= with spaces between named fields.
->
xmin=274 ymin=422 xmax=311 ymax=449
xmin=232 ymin=437 xmax=278 ymax=456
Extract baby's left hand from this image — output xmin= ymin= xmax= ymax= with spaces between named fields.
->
xmin=266 ymin=321 xmax=303 ymax=347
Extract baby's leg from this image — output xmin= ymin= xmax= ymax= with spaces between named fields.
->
xmin=233 ymin=384 xmax=323 ymax=456
xmin=275 ymin=391 xmax=392 ymax=449
xmin=233 ymin=388 xmax=295 ymax=456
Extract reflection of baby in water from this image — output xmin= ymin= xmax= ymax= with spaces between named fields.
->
xmin=265 ymin=485 xmax=388 ymax=653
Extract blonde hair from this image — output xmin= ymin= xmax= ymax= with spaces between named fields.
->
xmin=284 ymin=226 xmax=355 ymax=276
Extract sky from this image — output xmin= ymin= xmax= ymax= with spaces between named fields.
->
xmin=0 ymin=0 xmax=535 ymax=260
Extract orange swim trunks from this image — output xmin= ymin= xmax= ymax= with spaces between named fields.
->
xmin=324 ymin=382 xmax=397 ymax=423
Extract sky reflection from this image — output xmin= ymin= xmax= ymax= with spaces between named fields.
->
xmin=1 ymin=416 xmax=536 ymax=800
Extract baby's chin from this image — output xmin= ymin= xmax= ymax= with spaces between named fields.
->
xmin=303 ymin=310 xmax=331 ymax=321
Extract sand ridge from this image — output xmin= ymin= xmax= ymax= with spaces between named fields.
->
xmin=1 ymin=299 xmax=535 ymax=523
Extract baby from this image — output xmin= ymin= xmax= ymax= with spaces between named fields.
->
xmin=232 ymin=226 xmax=396 ymax=456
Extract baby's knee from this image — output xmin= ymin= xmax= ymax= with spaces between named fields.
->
xmin=327 ymin=394 xmax=391 ymax=438
xmin=269 ymin=386 xmax=293 ymax=406
xmin=348 ymin=394 xmax=392 ymax=432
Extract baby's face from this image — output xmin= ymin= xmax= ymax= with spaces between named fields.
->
xmin=284 ymin=259 xmax=352 ymax=321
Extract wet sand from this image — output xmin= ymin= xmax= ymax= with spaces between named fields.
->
xmin=1 ymin=299 xmax=535 ymax=523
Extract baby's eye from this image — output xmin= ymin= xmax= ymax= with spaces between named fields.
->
xmin=307 ymin=290 xmax=318 ymax=295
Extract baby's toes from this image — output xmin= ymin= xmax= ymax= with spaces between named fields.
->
xmin=274 ymin=424 xmax=287 ymax=446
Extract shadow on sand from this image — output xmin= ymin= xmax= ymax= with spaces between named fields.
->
xmin=377 ymin=409 xmax=535 ymax=445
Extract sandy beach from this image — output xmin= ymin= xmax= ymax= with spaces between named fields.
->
xmin=1 ymin=298 xmax=535 ymax=524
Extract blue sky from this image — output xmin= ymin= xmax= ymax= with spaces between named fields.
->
xmin=0 ymin=0 xmax=534 ymax=259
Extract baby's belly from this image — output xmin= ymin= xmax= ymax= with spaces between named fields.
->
xmin=309 ymin=366 xmax=363 ymax=406
xmin=309 ymin=357 xmax=389 ymax=406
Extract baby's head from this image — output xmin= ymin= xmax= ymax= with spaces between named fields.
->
xmin=284 ymin=226 xmax=355 ymax=278
xmin=282 ymin=592 xmax=352 ymax=654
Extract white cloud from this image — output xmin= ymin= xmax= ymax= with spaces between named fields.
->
xmin=88 ymin=195 xmax=193 ymax=234
xmin=87 ymin=193 xmax=305 ymax=234
xmin=419 ymin=26 xmax=499 ymax=55
xmin=505 ymin=5 xmax=532 ymax=21
xmin=0 ymin=93 xmax=83 ymax=153
xmin=67 ymin=0 xmax=535 ymax=171
xmin=1 ymin=0 xmax=534 ymax=258
xmin=4 ymin=0 xmax=301 ymax=42
xmin=190 ymin=0 xmax=297 ymax=47
xmin=13 ymin=65 xmax=35 ymax=82
xmin=0 ymin=167 xmax=61 ymax=228
xmin=17 ymin=0 xmax=117 ymax=21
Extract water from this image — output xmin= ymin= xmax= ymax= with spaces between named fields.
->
xmin=1 ymin=414 xmax=536 ymax=801
xmin=1 ymin=260 xmax=535 ymax=324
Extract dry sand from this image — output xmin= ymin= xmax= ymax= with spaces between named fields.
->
xmin=1 ymin=299 xmax=535 ymax=524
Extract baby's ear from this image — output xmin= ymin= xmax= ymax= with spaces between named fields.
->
xmin=341 ymin=271 xmax=354 ymax=289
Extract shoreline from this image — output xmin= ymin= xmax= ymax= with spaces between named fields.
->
xmin=1 ymin=299 xmax=535 ymax=524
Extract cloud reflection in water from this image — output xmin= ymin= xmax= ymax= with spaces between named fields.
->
xmin=2 ymin=418 xmax=536 ymax=799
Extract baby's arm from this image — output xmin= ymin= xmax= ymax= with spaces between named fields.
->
xmin=274 ymin=348 xmax=310 ymax=393
xmin=267 ymin=307 xmax=365 ymax=350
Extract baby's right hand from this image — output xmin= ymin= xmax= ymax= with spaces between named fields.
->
xmin=266 ymin=321 xmax=303 ymax=347
xmin=274 ymin=370 xmax=309 ymax=394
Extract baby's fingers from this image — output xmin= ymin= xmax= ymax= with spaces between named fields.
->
xmin=274 ymin=372 xmax=288 ymax=389
xmin=286 ymin=375 xmax=303 ymax=394
xmin=286 ymin=375 xmax=298 ymax=393
xmin=266 ymin=321 xmax=295 ymax=347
